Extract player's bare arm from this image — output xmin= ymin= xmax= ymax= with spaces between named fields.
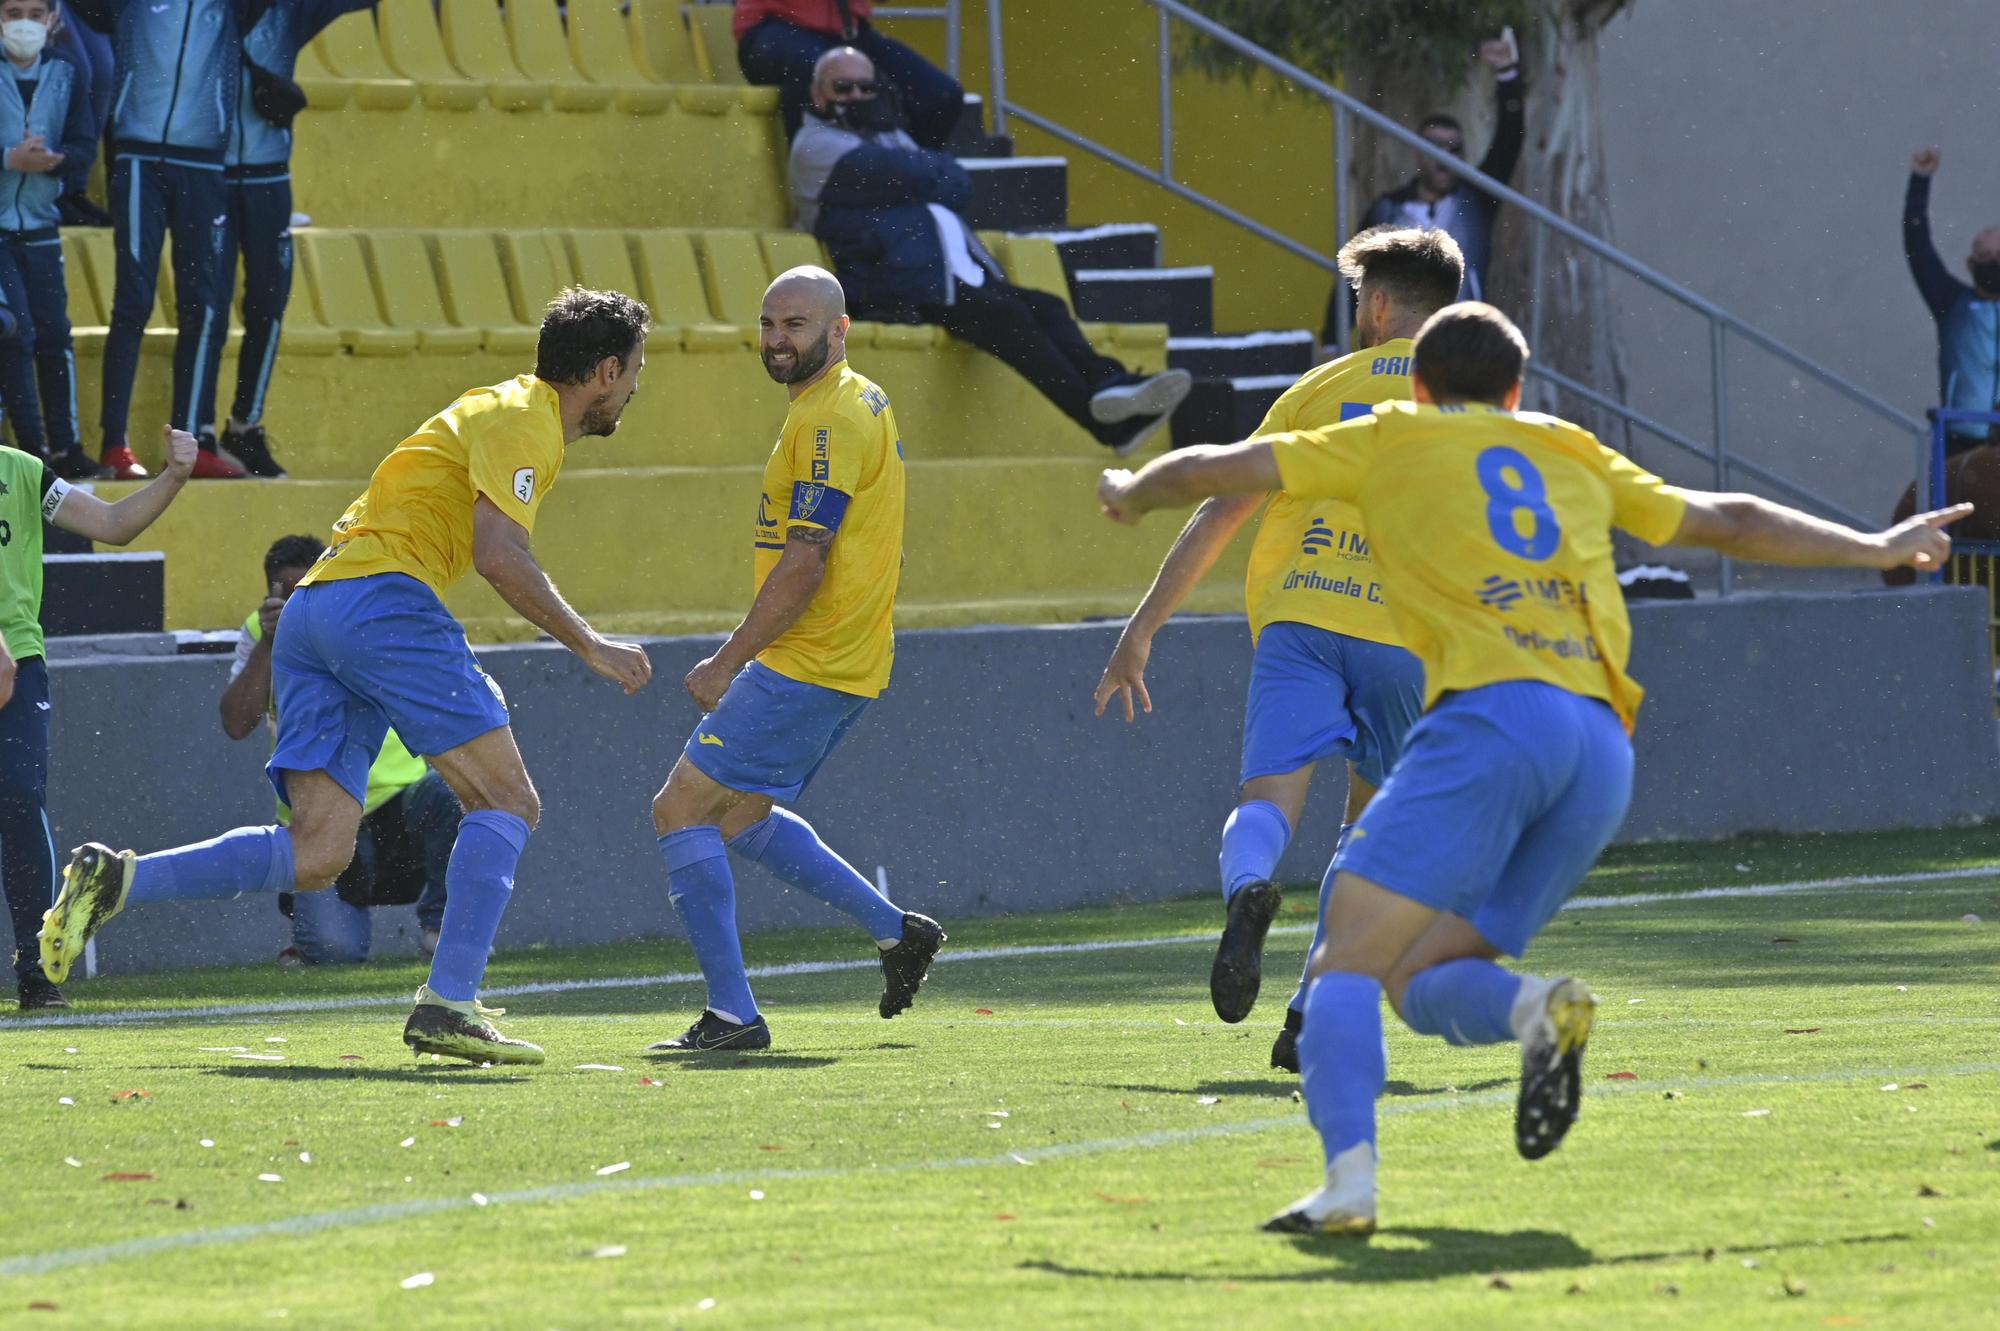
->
xmin=48 ymin=427 xmax=197 ymax=545
xmin=686 ymin=524 xmax=834 ymax=712
xmin=1670 ymin=494 xmax=1971 ymax=571
xmin=471 ymin=497 xmax=651 ymax=694
xmin=1098 ymin=442 xmax=1285 ymax=524
xmin=1095 ymin=493 xmax=1264 ymax=723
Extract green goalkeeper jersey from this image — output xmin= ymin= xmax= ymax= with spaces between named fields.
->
xmin=0 ymin=446 xmax=72 ymax=662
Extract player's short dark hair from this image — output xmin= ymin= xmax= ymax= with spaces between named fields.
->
xmin=1412 ymin=301 xmax=1530 ymax=405
xmin=263 ymin=534 xmax=324 ymax=582
xmin=535 ymin=286 xmax=652 ymax=386
xmin=1418 ymin=114 xmax=1463 ymax=138
xmin=1337 ymin=226 xmax=1465 ymax=315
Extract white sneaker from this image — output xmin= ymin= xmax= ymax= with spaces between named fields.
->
xmin=1262 ymin=1142 xmax=1377 ymax=1235
xmin=1512 ymin=976 xmax=1596 ymax=1160
xmin=1089 ymin=368 xmax=1192 ymax=425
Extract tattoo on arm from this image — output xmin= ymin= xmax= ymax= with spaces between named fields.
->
xmin=788 ymin=524 xmax=835 ymax=557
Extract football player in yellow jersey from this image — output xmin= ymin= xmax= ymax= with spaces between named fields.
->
xmin=1094 ymin=228 xmax=1461 ymax=1070
xmin=41 ymin=290 xmax=657 ymax=1065
xmin=646 ymin=267 xmax=944 ymax=1054
xmin=1098 ymin=302 xmax=1966 ymax=1235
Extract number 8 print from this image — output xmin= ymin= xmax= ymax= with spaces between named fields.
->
xmin=1476 ymin=446 xmax=1561 ymax=560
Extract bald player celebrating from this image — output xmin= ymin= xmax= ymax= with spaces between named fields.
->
xmin=647 ymin=266 xmax=945 ymax=1054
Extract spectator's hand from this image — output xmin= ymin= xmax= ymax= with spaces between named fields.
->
xmin=1912 ymin=146 xmax=1941 ymax=176
xmin=162 ymin=426 xmax=198 ymax=479
xmin=6 ymin=134 xmax=63 ymax=174
xmin=682 ymin=653 xmax=738 ymax=712
xmin=256 ymin=584 xmax=285 ymax=640
xmin=1093 ymin=630 xmax=1154 ymax=723
xmin=584 ymin=635 xmax=652 ymax=695
xmin=1478 ymin=29 xmax=1519 ymax=71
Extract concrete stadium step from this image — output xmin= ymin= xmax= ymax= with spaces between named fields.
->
xmin=960 ymin=157 xmax=1068 ymax=229
xmin=1072 ymin=266 xmax=1214 ymax=335
xmin=1030 ymin=223 xmax=1161 ymax=280
xmin=105 ymin=459 xmax=1251 ymax=636
xmin=1167 ymin=330 xmax=1315 ymax=380
xmin=945 ymin=92 xmax=1013 ymax=159
xmin=1171 ymin=373 xmax=1296 ymax=446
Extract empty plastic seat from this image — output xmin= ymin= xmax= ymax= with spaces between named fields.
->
xmin=375 ymin=0 xmax=488 ymax=110
xmin=291 ymin=39 xmax=353 ymax=110
xmin=365 ymin=233 xmax=482 ymax=353
xmin=294 ymin=230 xmax=416 ymax=355
xmin=629 ymin=0 xmax=699 ymax=83
xmin=630 ymin=230 xmax=742 ymax=350
xmin=438 ymin=0 xmax=552 ymax=111
xmin=694 ymin=229 xmax=768 ymax=326
xmin=430 ymin=232 xmax=540 ymax=354
xmin=681 ymin=2 xmax=738 ymax=83
xmin=758 ymin=230 xmax=823 ymax=278
xmin=566 ymin=0 xmax=671 ymax=113
xmin=61 ymin=234 xmax=105 ymax=354
xmin=311 ymin=11 xmax=421 ymax=110
xmin=497 ymin=231 xmax=578 ymax=323
xmin=564 ymin=231 xmax=643 ymax=299
xmin=503 ymin=0 xmax=615 ymax=112
xmin=997 ymin=234 xmax=1076 ymax=313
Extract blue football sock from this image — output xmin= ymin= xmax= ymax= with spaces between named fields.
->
xmin=1298 ymin=971 xmax=1386 ymax=1160
xmin=660 ymin=826 xmax=757 ymax=1021
xmin=730 ymin=808 xmax=904 ymax=943
xmin=1285 ymin=827 xmax=1351 ymax=1016
xmin=424 ymin=809 xmax=530 ymax=1003
xmin=127 ymin=826 xmax=293 ymax=905
xmin=1218 ymin=799 xmax=1290 ymax=900
xmin=1401 ymin=957 xmax=1524 ymax=1046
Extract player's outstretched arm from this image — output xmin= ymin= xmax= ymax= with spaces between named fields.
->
xmin=684 ymin=526 xmax=831 ymax=711
xmin=1094 ymin=494 xmax=1263 ymax=723
xmin=49 ymin=427 xmax=196 ymax=545
xmin=1670 ymin=493 xmax=1972 ymax=571
xmin=471 ymin=498 xmax=651 ymax=694
xmin=1098 ymin=442 xmax=1283 ymax=525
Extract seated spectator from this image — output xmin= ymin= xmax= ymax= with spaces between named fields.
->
xmin=0 ymin=0 xmax=98 ymax=479
xmin=221 ymin=535 xmax=460 ymax=965
xmin=1322 ymin=34 xmax=1525 ymax=347
xmin=1905 ymin=147 xmax=2000 ymax=454
xmin=735 ymin=0 xmax=965 ymax=149
xmin=791 ymin=48 xmax=1191 ymax=456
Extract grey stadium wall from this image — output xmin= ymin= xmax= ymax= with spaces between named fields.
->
xmin=22 ymin=585 xmax=2000 ymax=976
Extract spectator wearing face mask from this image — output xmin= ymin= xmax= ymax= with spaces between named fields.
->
xmin=0 ymin=0 xmax=98 ymax=479
xmin=1906 ymin=146 xmax=2000 ymax=454
xmin=789 ymin=48 xmax=1191 ymax=456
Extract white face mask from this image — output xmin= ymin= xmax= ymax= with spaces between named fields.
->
xmin=2 ymin=20 xmax=47 ymax=62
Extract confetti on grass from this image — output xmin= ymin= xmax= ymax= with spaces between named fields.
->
xmin=575 ymin=1064 xmax=626 ymax=1072
xmin=595 ymin=1162 xmax=631 ymax=1176
xmin=399 ymin=1273 xmax=434 ymax=1290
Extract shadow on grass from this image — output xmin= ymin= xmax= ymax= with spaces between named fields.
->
xmin=203 ymin=1064 xmax=528 ymax=1085
xmin=643 ymin=1053 xmax=838 ymax=1071
xmin=1097 ymin=1077 xmax=1509 ymax=1100
xmin=1022 ymin=1228 xmax=1912 ymax=1285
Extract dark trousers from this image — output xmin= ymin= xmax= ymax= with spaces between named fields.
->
xmin=0 ymin=656 xmax=54 ymax=979
xmin=197 ymin=170 xmax=292 ymax=429
xmin=919 ymin=280 xmax=1126 ymax=431
xmin=102 ymin=156 xmax=229 ymax=442
xmin=0 ymin=230 xmax=81 ymax=455
xmin=737 ymin=18 xmax=965 ymax=149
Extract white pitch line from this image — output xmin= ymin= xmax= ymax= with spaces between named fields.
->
xmin=6 ymin=866 xmax=1995 ymax=1033
xmin=5 ymin=1059 xmax=1995 ymax=1280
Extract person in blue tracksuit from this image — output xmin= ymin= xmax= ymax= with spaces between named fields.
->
xmin=67 ymin=0 xmax=270 ymax=480
xmin=192 ymin=0 xmax=373 ymax=479
xmin=1905 ymin=146 xmax=2000 ymax=455
xmin=0 ymin=0 xmax=97 ymax=479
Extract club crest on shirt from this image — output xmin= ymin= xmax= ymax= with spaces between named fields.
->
xmin=512 ymin=467 xmax=535 ymax=505
xmin=795 ymin=482 xmax=826 ymax=519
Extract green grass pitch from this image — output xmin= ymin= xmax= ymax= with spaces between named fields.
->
xmin=3 ymin=827 xmax=1998 ymax=1329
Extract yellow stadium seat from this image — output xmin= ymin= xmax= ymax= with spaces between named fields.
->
xmin=996 ymin=234 xmax=1076 ymax=313
xmin=59 ymin=233 xmax=106 ymax=356
xmin=430 ymin=232 xmax=540 ymax=354
xmin=295 ymin=230 xmax=417 ymax=355
xmin=365 ymin=233 xmax=483 ymax=353
xmin=503 ymin=0 xmax=615 ymax=112
xmin=693 ymin=229 xmax=767 ymax=325
xmin=312 ymin=11 xmax=421 ymax=110
xmin=860 ymin=321 xmax=943 ymax=350
xmin=681 ymin=2 xmax=738 ymax=83
xmin=497 ymin=231 xmax=578 ymax=323
xmin=564 ymin=231 xmax=643 ymax=298
xmin=629 ymin=0 xmax=697 ymax=83
xmin=291 ymin=40 xmax=353 ymax=109
xmin=758 ymin=230 xmax=824 ymax=278
xmin=376 ymin=0 xmax=489 ymax=111
xmin=631 ymin=230 xmax=743 ymax=351
xmin=438 ymin=0 xmax=552 ymax=110
xmin=566 ymin=0 xmax=672 ymax=114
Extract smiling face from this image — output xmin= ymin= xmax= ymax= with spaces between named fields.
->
xmin=759 ymin=270 xmax=848 ymax=389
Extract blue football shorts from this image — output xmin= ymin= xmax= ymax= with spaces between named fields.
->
xmin=268 ymin=573 xmax=509 ymax=808
xmin=1336 ymin=679 xmax=1634 ymax=956
xmin=1239 ymin=620 xmax=1425 ymax=788
xmin=682 ymin=660 xmax=871 ymax=803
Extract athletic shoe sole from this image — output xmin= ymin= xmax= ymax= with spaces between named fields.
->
xmin=38 ymin=843 xmax=134 ymax=985
xmin=1210 ymin=881 xmax=1281 ymax=1024
xmin=1089 ymin=369 xmax=1193 ymax=425
xmin=1516 ymin=978 xmax=1596 ymax=1160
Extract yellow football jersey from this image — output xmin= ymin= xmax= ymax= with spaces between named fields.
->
xmin=1266 ymin=401 xmax=1689 ymax=730
xmin=302 ymin=375 xmax=566 ymax=594
xmin=1242 ymin=339 xmax=1412 ymax=646
xmin=754 ymin=362 xmax=905 ymax=697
